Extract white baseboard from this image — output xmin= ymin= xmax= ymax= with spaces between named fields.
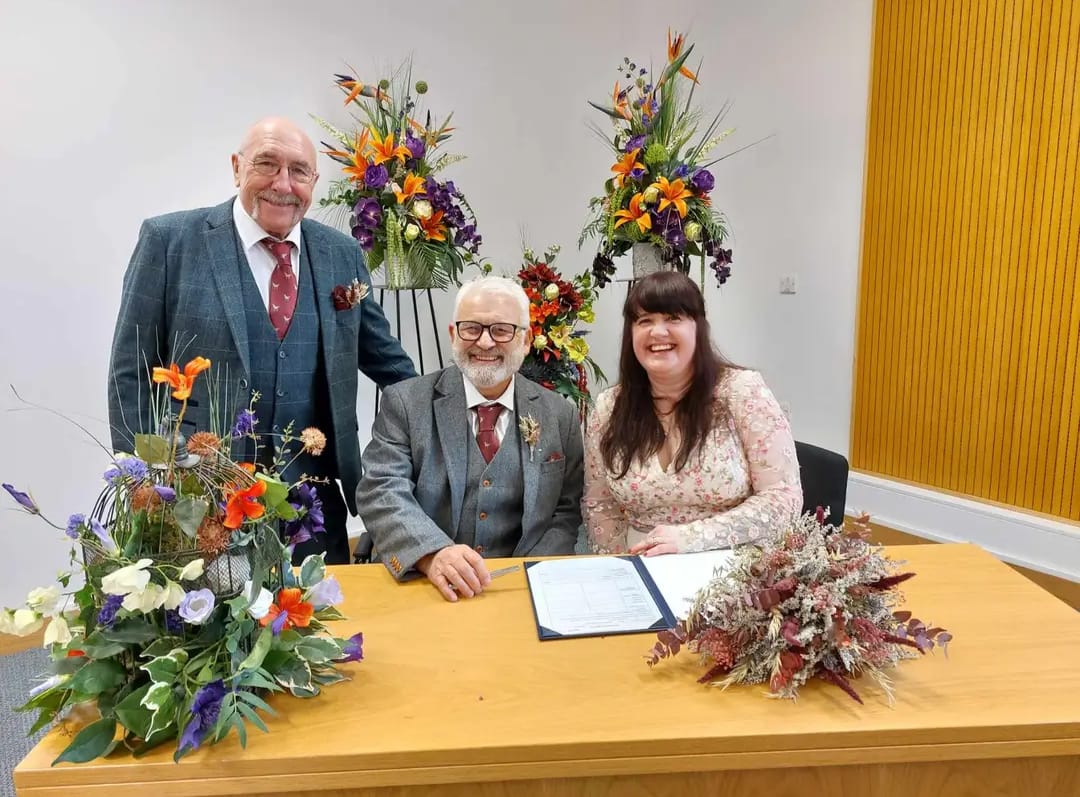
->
xmin=846 ymin=472 xmax=1080 ymax=582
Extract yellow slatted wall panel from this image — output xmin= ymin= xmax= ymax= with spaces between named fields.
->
xmin=852 ymin=0 xmax=1080 ymax=521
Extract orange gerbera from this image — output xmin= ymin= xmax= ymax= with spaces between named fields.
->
xmin=261 ymin=588 xmax=314 ymax=634
xmin=614 ymin=193 xmax=653 ymax=234
xmin=652 ymin=176 xmax=693 ymax=218
xmin=611 ymin=149 xmax=643 ymax=188
xmin=152 ymin=357 xmax=211 ymax=401
xmin=667 ymin=29 xmax=699 ymax=83
xmin=366 ymin=130 xmax=410 ymax=165
xmin=394 ymin=173 xmax=427 ymax=204
xmin=418 ymin=209 xmax=447 ymax=242
xmin=223 ymin=479 xmax=266 ymax=529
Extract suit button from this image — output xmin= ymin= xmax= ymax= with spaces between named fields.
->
xmin=239 ymin=378 xmax=248 ymax=389
xmin=276 ymin=389 xmax=285 ymax=397
xmin=278 ymin=350 xmax=287 ymax=359
xmin=478 ymin=512 xmax=488 ymax=520
xmin=272 ymin=424 xmax=281 ymax=433
xmin=482 ymin=479 xmax=492 ymax=487
xmin=475 ymin=545 xmax=485 ymax=554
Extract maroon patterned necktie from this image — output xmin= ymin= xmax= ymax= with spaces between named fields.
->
xmin=262 ymin=238 xmax=296 ymax=340
xmin=476 ymin=404 xmax=503 ymax=463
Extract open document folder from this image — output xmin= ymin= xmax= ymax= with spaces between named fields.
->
xmin=523 ymin=550 xmax=732 ymax=640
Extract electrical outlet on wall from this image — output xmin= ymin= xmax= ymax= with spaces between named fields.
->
xmin=779 ymin=274 xmax=798 ymax=294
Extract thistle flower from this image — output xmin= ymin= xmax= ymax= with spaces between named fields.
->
xmin=187 ymin=431 xmax=222 ymax=457
xmin=299 ymin=427 xmax=327 ymax=456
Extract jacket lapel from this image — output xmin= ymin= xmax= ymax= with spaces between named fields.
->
xmin=301 ymin=220 xmax=338 ymax=371
xmin=515 ymin=378 xmax=543 ymax=529
xmin=204 ymin=199 xmax=250 ymax=377
xmin=434 ymin=367 xmax=469 ymax=533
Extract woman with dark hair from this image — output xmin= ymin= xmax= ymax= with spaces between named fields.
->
xmin=584 ymin=271 xmax=801 ymax=555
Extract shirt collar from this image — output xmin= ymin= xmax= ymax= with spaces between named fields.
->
xmin=463 ymin=374 xmax=516 ymax=414
xmin=232 ymin=196 xmax=303 ymax=253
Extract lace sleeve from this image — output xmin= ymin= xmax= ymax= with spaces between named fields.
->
xmin=582 ymin=389 xmax=628 ymax=554
xmin=676 ymin=370 xmax=802 ymax=552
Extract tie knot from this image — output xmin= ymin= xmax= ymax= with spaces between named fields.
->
xmin=476 ymin=404 xmax=503 ymax=432
xmin=262 ymin=238 xmax=293 ymax=263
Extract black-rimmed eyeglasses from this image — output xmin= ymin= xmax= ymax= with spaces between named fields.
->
xmin=455 ymin=321 xmax=522 ymax=343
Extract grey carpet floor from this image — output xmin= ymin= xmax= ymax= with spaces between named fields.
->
xmin=1 ymin=648 xmax=50 ymax=797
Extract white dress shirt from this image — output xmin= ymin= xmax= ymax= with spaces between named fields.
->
xmin=232 ymin=198 xmax=302 ymax=310
xmin=462 ymin=375 xmax=516 ymax=445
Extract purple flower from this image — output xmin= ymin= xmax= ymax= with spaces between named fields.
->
xmin=364 ymin=163 xmax=388 ymax=190
xmin=690 ymin=168 xmax=715 ymax=193
xmin=65 ymin=513 xmax=85 ymax=539
xmin=625 ymin=134 xmax=646 ymax=153
xmin=153 ymin=485 xmax=176 ymax=502
xmin=351 ymin=226 xmax=374 ymax=250
xmin=179 ymin=680 xmax=227 ymax=752
xmin=231 ymin=408 xmax=257 ymax=438
xmin=710 ymin=248 xmax=733 ymax=286
xmin=164 ymin=609 xmax=183 ymax=635
xmin=307 ymin=574 xmax=343 ymax=608
xmin=454 ymin=224 xmax=477 ymax=247
xmin=672 ymin=163 xmax=690 ymax=179
xmin=629 ymin=165 xmax=646 ymax=182
xmin=89 ymin=518 xmax=117 ymax=553
xmin=270 ymin=610 xmax=290 ymax=636
xmin=591 ymin=252 xmax=616 ymax=289
xmin=404 ymin=131 xmax=426 ymax=161
xmin=2 ymin=483 xmax=38 ymax=514
xmin=103 ymin=457 xmax=149 ymax=485
xmin=179 ymin=589 xmax=215 ymax=624
xmin=337 ymin=632 xmax=364 ymax=663
xmin=284 ymin=484 xmax=325 ymax=547
xmin=96 ymin=594 xmax=123 ymax=629
xmin=353 ymin=198 xmax=382 ymax=229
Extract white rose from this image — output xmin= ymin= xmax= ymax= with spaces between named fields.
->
xmin=122 ymin=584 xmax=167 ymax=614
xmin=0 ymin=609 xmax=16 ymax=634
xmin=162 ymin=581 xmax=185 ymax=611
xmin=178 ymin=559 xmax=205 ymax=581
xmin=412 ymin=200 xmax=433 ymax=220
xmin=27 ymin=586 xmax=62 ymax=616
xmin=11 ymin=609 xmax=44 ymax=636
xmin=101 ymin=559 xmax=154 ymax=596
xmin=43 ymin=615 xmax=73 ymax=647
xmin=243 ymin=581 xmax=274 ymax=620
xmin=404 ymin=223 xmax=421 ymax=242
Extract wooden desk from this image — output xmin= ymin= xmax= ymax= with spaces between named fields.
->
xmin=14 ymin=544 xmax=1080 ymax=796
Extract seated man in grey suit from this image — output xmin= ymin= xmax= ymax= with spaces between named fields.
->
xmin=357 ymin=276 xmax=583 ymax=601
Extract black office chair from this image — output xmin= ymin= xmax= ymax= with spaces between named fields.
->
xmin=794 ymin=441 xmax=849 ymax=526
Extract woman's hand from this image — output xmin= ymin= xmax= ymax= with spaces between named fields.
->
xmin=628 ymin=524 xmax=680 ymax=556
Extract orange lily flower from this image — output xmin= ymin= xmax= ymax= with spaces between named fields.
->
xmin=223 ymin=479 xmax=266 ymax=529
xmin=667 ymin=29 xmax=699 ymax=83
xmin=260 ymin=588 xmax=314 ymax=633
xmin=394 ymin=173 xmax=427 ymax=204
xmin=152 ymin=357 xmax=211 ymax=401
xmin=418 ymin=209 xmax=447 ymax=242
xmin=611 ymin=148 xmax=643 ymax=188
xmin=612 ymin=81 xmax=631 ymax=120
xmin=614 ymin=193 xmax=653 ymax=234
xmin=652 ymin=176 xmax=694 ymax=218
xmin=366 ymin=130 xmax=410 ymax=165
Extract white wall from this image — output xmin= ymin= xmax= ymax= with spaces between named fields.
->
xmin=0 ymin=0 xmax=874 ymax=606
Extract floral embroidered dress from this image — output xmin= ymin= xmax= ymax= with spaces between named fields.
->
xmin=584 ymin=369 xmax=802 ymax=554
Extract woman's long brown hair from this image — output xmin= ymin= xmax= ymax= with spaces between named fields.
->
xmin=599 ymin=272 xmax=739 ymax=478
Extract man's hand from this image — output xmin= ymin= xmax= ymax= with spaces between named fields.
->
xmin=628 ymin=524 xmax=680 ymax=557
xmin=415 ymin=545 xmax=492 ymax=602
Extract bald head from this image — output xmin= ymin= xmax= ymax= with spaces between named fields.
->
xmin=231 ymin=117 xmax=319 ymax=238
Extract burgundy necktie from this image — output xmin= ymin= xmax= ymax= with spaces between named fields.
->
xmin=262 ymin=238 xmax=296 ymax=340
xmin=476 ymin=404 xmax=503 ymax=463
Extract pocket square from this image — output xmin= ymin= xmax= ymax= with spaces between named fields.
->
xmin=332 ymin=279 xmax=369 ymax=311
xmin=545 ymin=451 xmax=564 ymax=463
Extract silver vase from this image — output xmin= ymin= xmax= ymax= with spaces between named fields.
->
xmin=631 ymin=242 xmax=669 ymax=279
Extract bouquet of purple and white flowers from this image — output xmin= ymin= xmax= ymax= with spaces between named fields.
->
xmin=1 ymin=357 xmax=363 ymax=763
xmin=314 ymin=60 xmax=482 ymax=289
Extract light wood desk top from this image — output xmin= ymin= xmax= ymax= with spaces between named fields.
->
xmin=14 ymin=544 xmax=1080 ymax=795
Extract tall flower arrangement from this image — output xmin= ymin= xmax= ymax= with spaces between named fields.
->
xmin=517 ymin=244 xmax=605 ymax=406
xmin=315 ymin=61 xmax=482 ymax=289
xmin=581 ymin=30 xmax=736 ymax=288
xmin=646 ymin=512 xmax=953 ymax=704
xmin=1 ymin=360 xmax=362 ymax=763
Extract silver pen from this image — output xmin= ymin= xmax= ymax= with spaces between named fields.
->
xmin=449 ymin=564 xmax=521 ymax=591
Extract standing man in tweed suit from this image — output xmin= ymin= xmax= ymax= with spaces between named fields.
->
xmin=108 ymin=117 xmax=416 ymax=565
xmin=358 ymin=277 xmax=583 ymax=602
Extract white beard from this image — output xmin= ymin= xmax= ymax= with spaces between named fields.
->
xmin=453 ymin=346 xmax=526 ymax=388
